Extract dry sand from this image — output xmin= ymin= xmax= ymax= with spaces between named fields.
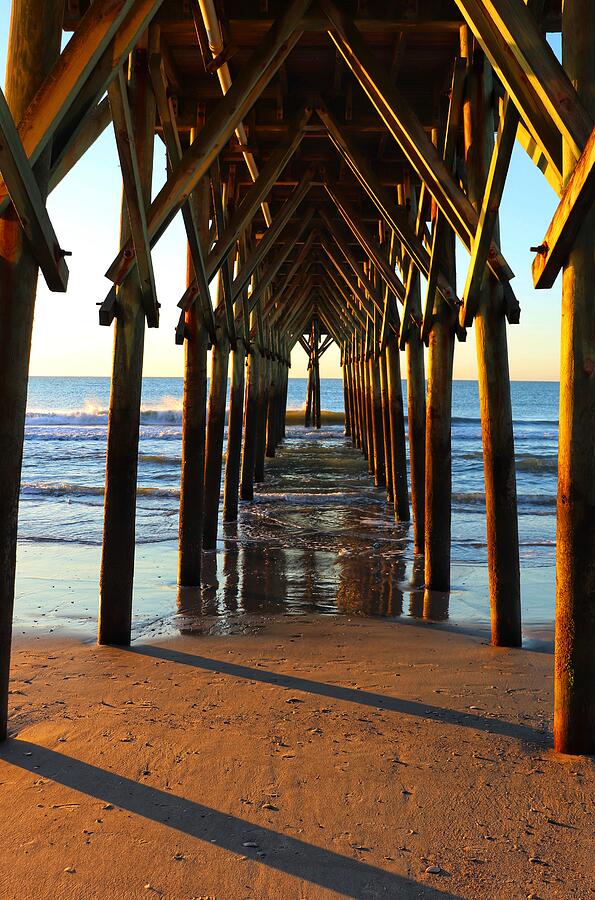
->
xmin=0 ymin=616 xmax=592 ymax=899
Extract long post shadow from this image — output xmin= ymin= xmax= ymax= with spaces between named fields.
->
xmin=3 ymin=740 xmax=461 ymax=899
xmin=127 ymin=645 xmax=550 ymax=745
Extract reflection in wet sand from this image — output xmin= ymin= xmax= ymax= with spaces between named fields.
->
xmin=171 ymin=427 xmax=456 ymax=636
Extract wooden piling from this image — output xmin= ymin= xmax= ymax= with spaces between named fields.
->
xmin=462 ymin=34 xmax=521 ymax=647
xmin=266 ymin=344 xmax=278 ymax=457
xmin=386 ymin=336 xmax=410 ymax=522
xmin=178 ymin=178 xmax=211 ymax=584
xmin=0 ymin=0 xmax=63 ymax=738
xmin=254 ymin=347 xmax=269 ymax=482
xmin=342 ymin=349 xmax=352 ymax=437
xmin=379 ymin=349 xmax=394 ymax=501
xmin=313 ymin=319 xmax=322 ymax=429
xmin=424 ymin=202 xmax=456 ymax=591
xmin=99 ymin=49 xmax=156 ymax=645
xmin=240 ymin=335 xmax=259 ymax=501
xmin=369 ymin=350 xmax=386 ymax=487
xmin=223 ymin=335 xmax=246 ymax=522
xmin=203 ymin=307 xmax=230 ymax=551
xmin=397 ymin=183 xmax=426 ymax=554
xmin=363 ymin=342 xmax=374 ymax=471
xmin=554 ymin=0 xmax=595 ymax=755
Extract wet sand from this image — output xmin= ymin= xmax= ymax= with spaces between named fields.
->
xmin=1 ymin=616 xmax=592 ymax=899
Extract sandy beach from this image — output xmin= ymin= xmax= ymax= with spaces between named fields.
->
xmin=1 ymin=616 xmax=592 ymax=899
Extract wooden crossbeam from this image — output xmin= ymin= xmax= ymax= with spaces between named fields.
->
xmin=460 ymin=96 xmax=520 ymax=327
xmin=324 ymin=181 xmax=406 ymax=312
xmin=515 ymin=118 xmax=563 ymax=197
xmin=532 ymin=127 xmax=595 ymax=289
xmin=148 ymin=49 xmax=216 ymax=340
xmin=210 ymin=159 xmax=237 ymax=347
xmin=299 ymin=336 xmax=312 ymax=356
xmin=233 ymin=170 xmax=314 ymax=305
xmin=248 ymin=209 xmax=315 ymax=314
xmin=0 ymin=0 xmax=162 ymax=213
xmin=420 ymin=62 xmax=467 ymax=345
xmin=320 ymin=0 xmax=514 ymax=287
xmin=106 ymin=0 xmax=312 ymax=286
xmin=318 ymin=209 xmax=382 ymax=307
xmin=320 ymin=263 xmax=370 ymax=331
xmin=319 ymin=238 xmax=376 ymax=321
xmin=398 ymin=184 xmax=425 ymax=349
xmin=454 ymin=0 xmax=591 ymax=176
xmin=316 ymin=103 xmax=458 ymax=307
xmin=48 ymin=97 xmax=111 ymax=193
xmin=177 ymin=106 xmax=312 ymax=312
xmin=0 ymin=86 xmax=69 ymax=292
xmin=107 ymin=69 xmax=159 ymax=327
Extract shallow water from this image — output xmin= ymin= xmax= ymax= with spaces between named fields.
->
xmin=14 ymin=377 xmax=558 ymax=642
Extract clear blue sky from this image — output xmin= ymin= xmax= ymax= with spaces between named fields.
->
xmin=0 ymin=10 xmax=562 ymax=379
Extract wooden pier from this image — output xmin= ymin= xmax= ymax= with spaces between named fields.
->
xmin=0 ymin=0 xmax=592 ymax=755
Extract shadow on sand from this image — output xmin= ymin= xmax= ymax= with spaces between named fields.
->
xmin=3 ymin=739 xmax=461 ymax=899
xmin=126 ymin=644 xmax=550 ymax=746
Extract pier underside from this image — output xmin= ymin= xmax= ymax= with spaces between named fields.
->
xmin=0 ymin=0 xmax=593 ymax=758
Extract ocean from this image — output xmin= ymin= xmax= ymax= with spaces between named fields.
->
xmin=15 ymin=377 xmax=558 ymax=641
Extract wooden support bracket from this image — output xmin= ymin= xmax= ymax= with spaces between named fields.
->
xmin=0 ymin=86 xmax=69 ymax=292
xmin=531 ymin=127 xmax=595 ymax=289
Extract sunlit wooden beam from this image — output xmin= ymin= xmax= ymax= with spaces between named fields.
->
xmin=0 ymin=86 xmax=69 ymax=292
xmin=532 ymin=126 xmax=595 ymax=289
xmin=106 ymin=0 xmax=312 ymax=286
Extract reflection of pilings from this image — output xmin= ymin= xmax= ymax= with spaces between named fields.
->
xmin=222 ymin=530 xmax=239 ymax=612
xmin=423 ymin=587 xmax=450 ymax=622
xmin=409 ymin=556 xmax=425 ymax=618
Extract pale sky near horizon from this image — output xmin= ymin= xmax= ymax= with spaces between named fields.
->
xmin=0 ymin=10 xmax=563 ymax=381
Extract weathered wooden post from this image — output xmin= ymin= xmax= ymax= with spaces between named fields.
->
xmin=0 ymin=0 xmax=63 ymax=738
xmin=461 ymin=33 xmax=521 ymax=647
xmin=99 ymin=47 xmax=156 ymax=645
xmin=313 ymin=318 xmax=322 ymax=429
xmin=379 ymin=347 xmax=394 ymax=501
xmin=363 ymin=332 xmax=374 ymax=471
xmin=223 ymin=313 xmax=246 ymax=522
xmin=203 ymin=281 xmax=231 ymax=551
xmin=342 ymin=345 xmax=352 ymax=437
xmin=240 ymin=317 xmax=259 ymax=501
xmin=424 ymin=134 xmax=456 ymax=591
xmin=254 ymin=339 xmax=269 ymax=482
xmin=398 ymin=183 xmax=426 ymax=555
xmin=266 ymin=333 xmax=278 ymax=456
xmin=554 ymin=0 xmax=595 ymax=755
xmin=178 ymin=175 xmax=211 ymax=584
xmin=369 ymin=340 xmax=386 ymax=487
xmin=386 ymin=333 xmax=410 ymax=522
